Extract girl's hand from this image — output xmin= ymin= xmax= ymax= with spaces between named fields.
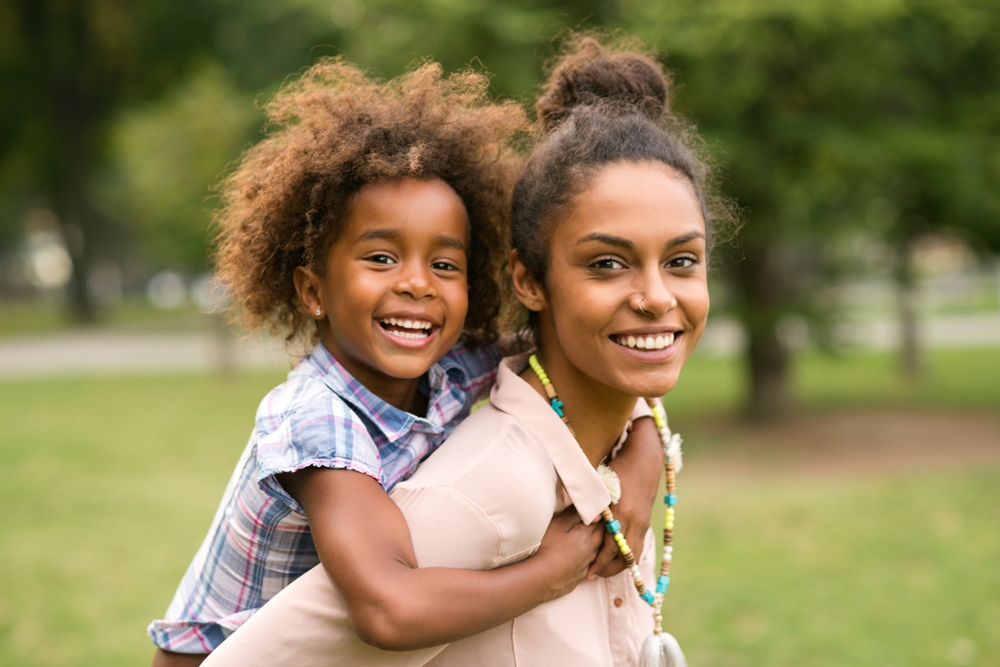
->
xmin=532 ymin=507 xmax=605 ymax=601
xmin=588 ymin=415 xmax=662 ymax=579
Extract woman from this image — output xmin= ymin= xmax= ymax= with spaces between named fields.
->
xmin=202 ymin=35 xmax=734 ymax=667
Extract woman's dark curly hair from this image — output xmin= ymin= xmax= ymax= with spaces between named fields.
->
xmin=214 ymin=57 xmax=527 ymax=347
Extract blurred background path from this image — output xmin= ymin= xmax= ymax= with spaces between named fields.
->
xmin=2 ymin=311 xmax=998 ymax=380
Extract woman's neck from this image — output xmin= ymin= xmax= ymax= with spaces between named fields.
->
xmin=522 ymin=345 xmax=637 ymax=467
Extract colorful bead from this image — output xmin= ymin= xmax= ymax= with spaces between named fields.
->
xmin=665 ymin=493 xmax=677 ymax=506
xmin=606 ymin=520 xmax=621 ymax=533
xmin=641 ymin=590 xmax=656 ymax=604
xmin=656 ymin=575 xmax=670 ymax=593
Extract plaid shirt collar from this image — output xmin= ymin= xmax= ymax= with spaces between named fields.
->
xmin=299 ymin=343 xmax=469 ymax=443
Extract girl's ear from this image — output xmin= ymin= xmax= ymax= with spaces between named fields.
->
xmin=293 ymin=266 xmax=324 ymax=319
xmin=510 ymin=249 xmax=546 ymax=312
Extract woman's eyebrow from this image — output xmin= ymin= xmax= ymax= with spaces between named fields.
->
xmin=666 ymin=231 xmax=706 ymax=248
xmin=575 ymin=233 xmax=634 ymax=250
xmin=575 ymin=230 xmax=705 ymax=250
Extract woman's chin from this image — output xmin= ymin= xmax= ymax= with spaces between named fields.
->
xmin=613 ymin=372 xmax=680 ymax=400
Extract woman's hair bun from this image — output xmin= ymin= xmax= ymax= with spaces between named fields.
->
xmin=536 ymin=35 xmax=670 ymax=131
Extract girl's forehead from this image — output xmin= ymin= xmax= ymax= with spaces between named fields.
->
xmin=340 ymin=178 xmax=469 ymax=244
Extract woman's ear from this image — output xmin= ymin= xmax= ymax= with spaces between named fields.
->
xmin=510 ymin=249 xmax=546 ymax=312
xmin=293 ymin=266 xmax=324 ymax=320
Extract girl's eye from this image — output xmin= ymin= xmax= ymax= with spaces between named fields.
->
xmin=366 ymin=253 xmax=396 ymax=265
xmin=590 ymin=257 xmax=626 ymax=270
xmin=668 ymin=255 xmax=699 ymax=269
xmin=431 ymin=260 xmax=460 ymax=272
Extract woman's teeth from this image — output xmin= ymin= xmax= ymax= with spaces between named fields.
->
xmin=613 ymin=333 xmax=675 ymax=350
xmin=379 ymin=318 xmax=432 ymax=339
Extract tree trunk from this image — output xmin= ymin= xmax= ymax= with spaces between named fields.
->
xmin=746 ymin=323 xmax=791 ymax=420
xmin=731 ymin=241 xmax=794 ymax=420
xmin=894 ymin=241 xmax=921 ymax=378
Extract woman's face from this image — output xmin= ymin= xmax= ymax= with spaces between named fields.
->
xmin=516 ymin=161 xmax=710 ymax=398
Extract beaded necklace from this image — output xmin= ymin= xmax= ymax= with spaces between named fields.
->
xmin=528 ymin=353 xmax=687 ymax=667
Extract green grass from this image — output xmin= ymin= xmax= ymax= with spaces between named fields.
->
xmin=663 ymin=347 xmax=1000 ymax=418
xmin=0 ymin=372 xmax=285 ymax=667
xmin=0 ymin=298 xmax=212 ymax=339
xmin=656 ymin=469 xmax=1000 ymax=667
xmin=0 ymin=350 xmax=997 ymax=666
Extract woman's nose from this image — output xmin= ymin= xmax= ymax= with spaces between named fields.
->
xmin=635 ymin=273 xmax=677 ymax=317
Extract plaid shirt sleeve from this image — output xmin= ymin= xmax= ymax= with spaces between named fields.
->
xmin=254 ymin=378 xmax=385 ymax=512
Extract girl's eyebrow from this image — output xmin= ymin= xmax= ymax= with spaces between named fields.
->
xmin=436 ymin=235 xmax=467 ymax=251
xmin=356 ymin=227 xmax=466 ymax=251
xmin=575 ymin=230 xmax=706 ymax=250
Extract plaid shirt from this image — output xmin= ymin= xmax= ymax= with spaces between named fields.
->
xmin=148 ymin=342 xmax=500 ymax=654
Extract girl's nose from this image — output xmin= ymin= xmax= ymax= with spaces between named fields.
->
xmin=393 ymin=263 xmax=435 ymax=300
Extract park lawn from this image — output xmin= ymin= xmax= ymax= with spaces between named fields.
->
xmin=0 ymin=298 xmax=211 ymax=339
xmin=0 ymin=348 xmax=998 ymax=667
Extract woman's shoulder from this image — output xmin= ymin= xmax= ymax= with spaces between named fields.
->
xmin=392 ymin=403 xmax=557 ymax=568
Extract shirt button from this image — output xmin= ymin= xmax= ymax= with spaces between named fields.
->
xmin=613 ymin=597 xmax=624 ymax=608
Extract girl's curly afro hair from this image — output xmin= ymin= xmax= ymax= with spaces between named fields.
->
xmin=214 ymin=57 xmax=528 ymax=347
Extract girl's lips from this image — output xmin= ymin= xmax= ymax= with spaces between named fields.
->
xmin=376 ymin=321 xmax=440 ymax=349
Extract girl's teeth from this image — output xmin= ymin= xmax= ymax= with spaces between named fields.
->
xmin=627 ymin=336 xmax=636 ymax=347
xmin=382 ymin=318 xmax=431 ymax=331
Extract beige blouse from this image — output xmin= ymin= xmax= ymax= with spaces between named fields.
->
xmin=202 ymin=354 xmax=657 ymax=667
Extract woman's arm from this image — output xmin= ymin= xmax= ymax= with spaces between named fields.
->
xmin=279 ymin=467 xmax=603 ymax=650
xmin=588 ymin=415 xmax=663 ymax=578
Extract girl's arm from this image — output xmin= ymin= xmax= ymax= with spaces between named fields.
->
xmin=588 ymin=415 xmax=663 ymax=578
xmin=279 ymin=467 xmax=603 ymax=651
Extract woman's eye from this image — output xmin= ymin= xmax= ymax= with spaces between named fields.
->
xmin=366 ymin=253 xmax=396 ymax=265
xmin=590 ymin=257 xmax=625 ymax=270
xmin=668 ymin=255 xmax=698 ymax=269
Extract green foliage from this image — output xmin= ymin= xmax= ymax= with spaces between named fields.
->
xmin=102 ymin=67 xmax=258 ymax=269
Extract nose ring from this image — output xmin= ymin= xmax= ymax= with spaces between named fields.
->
xmin=631 ymin=294 xmax=649 ymax=315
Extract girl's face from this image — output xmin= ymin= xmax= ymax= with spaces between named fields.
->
xmin=296 ymin=178 xmax=469 ymax=391
xmin=515 ymin=161 xmax=709 ymax=399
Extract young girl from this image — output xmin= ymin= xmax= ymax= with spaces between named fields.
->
xmin=197 ymin=35 xmax=736 ymax=667
xmin=149 ymin=56 xmax=665 ymax=666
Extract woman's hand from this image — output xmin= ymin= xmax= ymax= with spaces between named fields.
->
xmin=532 ymin=507 xmax=605 ymax=601
xmin=588 ymin=415 xmax=663 ymax=579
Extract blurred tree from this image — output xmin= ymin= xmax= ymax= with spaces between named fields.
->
xmin=101 ymin=0 xmax=619 ymax=276
xmin=0 ymin=0 xmax=225 ymax=318
xmin=102 ymin=67 xmax=256 ymax=271
xmin=622 ymin=0 xmax=1000 ymax=416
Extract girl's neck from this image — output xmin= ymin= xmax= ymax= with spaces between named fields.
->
xmin=522 ymin=344 xmax=637 ymax=467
